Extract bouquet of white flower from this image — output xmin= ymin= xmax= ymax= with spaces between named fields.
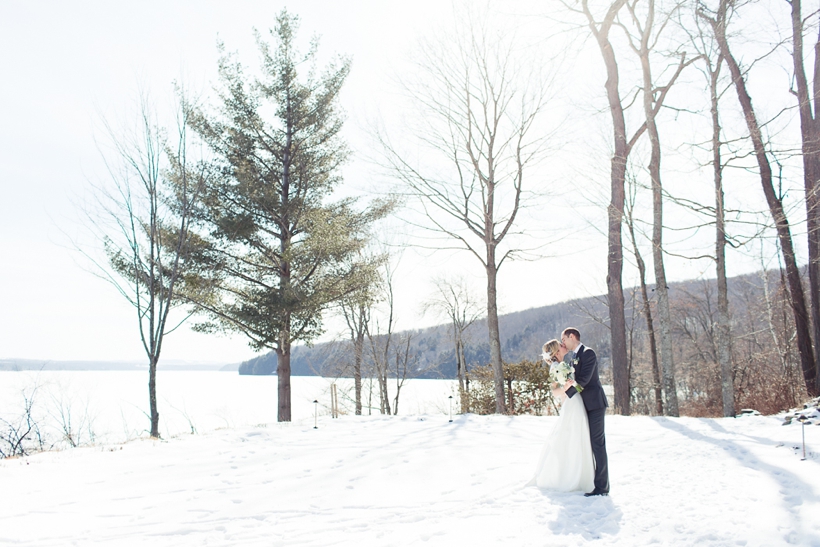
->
xmin=548 ymin=360 xmax=575 ymax=386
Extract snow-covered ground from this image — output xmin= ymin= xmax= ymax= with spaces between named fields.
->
xmin=3 ymin=404 xmax=819 ymax=545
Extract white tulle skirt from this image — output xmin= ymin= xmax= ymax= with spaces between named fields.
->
xmin=530 ymin=394 xmax=595 ymax=492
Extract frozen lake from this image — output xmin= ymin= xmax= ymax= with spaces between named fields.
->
xmin=0 ymin=371 xmax=459 ymax=447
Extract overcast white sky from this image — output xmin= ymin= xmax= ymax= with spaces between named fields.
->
xmin=0 ymin=1 xmax=806 ymax=364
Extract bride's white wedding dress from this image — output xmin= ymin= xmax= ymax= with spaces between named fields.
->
xmin=530 ymin=392 xmax=595 ymax=492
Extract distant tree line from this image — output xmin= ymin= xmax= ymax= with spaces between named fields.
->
xmin=274 ymin=267 xmax=812 ymax=417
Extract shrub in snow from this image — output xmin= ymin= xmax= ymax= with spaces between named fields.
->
xmin=465 ymin=360 xmax=556 ymax=416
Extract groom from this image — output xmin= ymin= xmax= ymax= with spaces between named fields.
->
xmin=561 ymin=327 xmax=609 ymax=497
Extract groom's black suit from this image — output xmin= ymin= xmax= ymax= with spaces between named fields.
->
xmin=564 ymin=344 xmax=609 ymax=494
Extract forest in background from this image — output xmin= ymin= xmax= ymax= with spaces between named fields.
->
xmin=239 ymin=265 xmax=804 ymax=416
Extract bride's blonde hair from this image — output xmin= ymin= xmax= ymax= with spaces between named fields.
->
xmin=542 ymin=339 xmax=560 ymax=362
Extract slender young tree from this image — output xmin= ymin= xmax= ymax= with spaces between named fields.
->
xmin=618 ymin=0 xmax=695 ymax=416
xmin=684 ymin=10 xmax=735 ymax=416
xmin=624 ymin=173 xmax=663 ymax=414
xmin=700 ymin=0 xmax=817 ymax=397
xmin=364 ymin=255 xmax=410 ymax=415
xmin=183 ymin=10 xmax=391 ymax=422
xmin=422 ymin=276 xmax=482 ymax=412
xmin=91 ymin=93 xmax=203 ymax=438
xmin=340 ymin=283 xmax=375 ymax=416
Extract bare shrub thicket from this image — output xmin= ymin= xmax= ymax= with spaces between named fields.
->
xmin=0 ymin=383 xmax=46 ymax=458
xmin=626 ymin=271 xmax=809 ymax=416
xmin=466 ymin=360 xmax=556 ymax=416
xmin=0 ymin=377 xmax=99 ymax=458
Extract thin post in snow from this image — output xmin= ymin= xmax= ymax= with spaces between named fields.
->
xmin=313 ymin=400 xmax=318 ymax=429
xmin=330 ymin=383 xmax=339 ymax=418
xmin=798 ymin=415 xmax=808 ymax=460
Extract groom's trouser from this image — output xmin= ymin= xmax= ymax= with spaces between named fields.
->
xmin=587 ymin=407 xmax=609 ymax=493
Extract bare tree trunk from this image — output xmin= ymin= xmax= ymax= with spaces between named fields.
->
xmin=341 ymin=294 xmax=371 ymax=416
xmin=276 ymin=345 xmax=292 ymax=422
xmin=456 ymin=337 xmax=467 ymax=412
xmin=653 ymin=250 xmax=678 ymax=415
xmin=631 ymin=1 xmax=680 ymax=416
xmin=381 ymin=361 xmax=391 ymax=415
xmin=149 ymin=356 xmax=159 ymax=437
xmin=707 ymin=52 xmax=735 ymax=417
xmin=369 ymin=331 xmax=391 ymax=415
xmin=354 ymin=327 xmax=364 ymax=416
xmin=626 ymin=198 xmax=662 ymax=415
xmin=643 ymin=273 xmax=663 ymax=415
xmin=486 ymin=254 xmax=506 ymax=414
xmin=366 ymin=271 xmax=395 ymax=416
xmin=790 ymin=0 xmax=820 ymax=397
xmin=608 ymin=168 xmax=630 ymax=414
xmin=391 ymin=334 xmax=414 ymax=415
xmin=582 ymin=0 xmax=631 ymax=415
xmin=706 ymin=0 xmax=816 ymax=398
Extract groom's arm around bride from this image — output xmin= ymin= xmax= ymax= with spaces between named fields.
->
xmin=562 ymin=342 xmax=606 ymax=410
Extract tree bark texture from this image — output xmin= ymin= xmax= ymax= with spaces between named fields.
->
xmin=583 ymin=0 xmax=631 ymax=415
xmin=707 ymin=52 xmax=735 ymax=417
xmin=276 ymin=347 xmax=292 ymax=422
xmin=354 ymin=329 xmax=364 ymax=416
xmin=486 ymin=251 xmax=507 ymax=414
xmin=149 ymin=357 xmax=159 ymax=437
xmin=709 ymin=0 xmax=817 ymax=397
xmin=456 ymin=337 xmax=468 ymax=413
xmin=636 ymin=2 xmax=679 ymax=416
xmin=790 ymin=0 xmax=820 ymax=396
xmin=627 ymin=213 xmax=662 ymax=415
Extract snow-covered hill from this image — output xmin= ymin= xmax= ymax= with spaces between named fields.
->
xmin=2 ymin=412 xmax=818 ymax=546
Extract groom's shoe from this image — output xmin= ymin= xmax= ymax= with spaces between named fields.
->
xmin=584 ymin=489 xmax=608 ymax=497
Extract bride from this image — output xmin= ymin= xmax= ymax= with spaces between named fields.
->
xmin=529 ymin=339 xmax=595 ymax=492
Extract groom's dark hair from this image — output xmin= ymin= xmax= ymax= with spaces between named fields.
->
xmin=562 ymin=327 xmax=581 ymax=341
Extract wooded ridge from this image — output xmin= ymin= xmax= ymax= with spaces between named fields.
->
xmin=237 ymin=267 xmax=789 ymax=381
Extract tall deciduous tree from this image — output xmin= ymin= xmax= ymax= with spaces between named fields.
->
xmin=682 ymin=9 xmax=735 ymax=416
xmin=620 ymin=0 xmax=694 ymax=416
xmin=380 ymin=12 xmax=552 ymax=414
xmin=184 ymin=10 xmax=390 ymax=422
xmin=700 ymin=0 xmax=817 ymax=398
xmin=577 ymin=0 xmax=646 ymax=415
xmin=788 ymin=0 xmax=820 ymax=396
